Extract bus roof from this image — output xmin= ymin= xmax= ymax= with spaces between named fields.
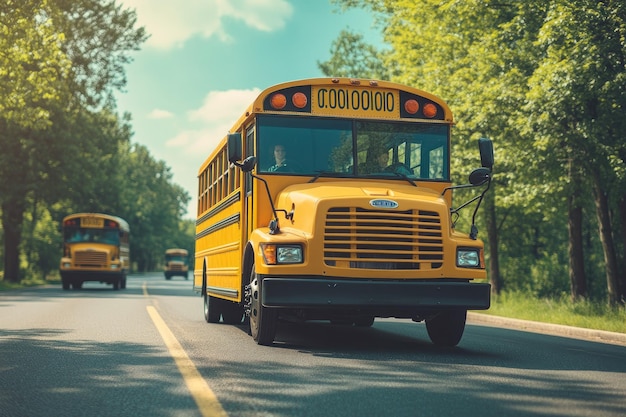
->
xmin=165 ymin=248 xmax=188 ymax=255
xmin=62 ymin=213 xmax=130 ymax=231
xmin=247 ymin=77 xmax=452 ymax=119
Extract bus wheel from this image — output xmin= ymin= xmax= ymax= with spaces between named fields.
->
xmin=203 ymin=292 xmax=220 ymax=323
xmin=62 ymin=279 xmax=70 ymax=290
xmin=222 ymin=301 xmax=244 ymax=324
xmin=113 ymin=279 xmax=120 ymax=290
xmin=425 ymin=310 xmax=467 ymax=347
xmin=120 ymin=276 xmax=127 ymax=289
xmin=247 ymin=267 xmax=277 ymax=345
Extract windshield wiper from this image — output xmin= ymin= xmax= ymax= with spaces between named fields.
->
xmin=390 ymin=171 xmax=417 ymax=187
xmin=362 ymin=171 xmax=417 ymax=187
xmin=309 ymin=170 xmax=416 ymax=187
xmin=309 ymin=170 xmax=342 ymax=183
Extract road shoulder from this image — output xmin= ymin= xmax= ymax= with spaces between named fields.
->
xmin=467 ymin=312 xmax=626 ymax=347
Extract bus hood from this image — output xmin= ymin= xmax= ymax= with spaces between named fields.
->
xmin=274 ymin=181 xmax=449 ymax=236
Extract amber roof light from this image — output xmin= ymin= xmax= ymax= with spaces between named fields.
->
xmin=270 ymin=93 xmax=287 ymax=110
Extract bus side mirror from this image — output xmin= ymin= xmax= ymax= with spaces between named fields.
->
xmin=478 ymin=137 xmax=494 ymax=170
xmin=469 ymin=167 xmax=491 ymax=186
xmin=227 ymin=132 xmax=242 ymax=163
xmin=239 ymin=156 xmax=257 ymax=172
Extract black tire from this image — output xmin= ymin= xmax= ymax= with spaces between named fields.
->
xmin=120 ymin=276 xmax=127 ymax=289
xmin=425 ymin=310 xmax=467 ymax=347
xmin=62 ymin=278 xmax=70 ymax=290
xmin=204 ymin=292 xmax=221 ymax=323
xmin=330 ymin=319 xmax=353 ymax=326
xmin=113 ymin=278 xmax=120 ymax=290
xmin=247 ymin=267 xmax=277 ymax=345
xmin=221 ymin=301 xmax=244 ymax=324
xmin=354 ymin=315 xmax=375 ymax=327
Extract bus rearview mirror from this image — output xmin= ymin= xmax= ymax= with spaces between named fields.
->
xmin=227 ymin=133 xmax=242 ymax=163
xmin=478 ymin=137 xmax=494 ymax=170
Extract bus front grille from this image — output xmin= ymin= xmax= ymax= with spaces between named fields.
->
xmin=323 ymin=207 xmax=444 ymax=270
xmin=168 ymin=264 xmax=185 ymax=271
xmin=74 ymin=250 xmax=108 ymax=268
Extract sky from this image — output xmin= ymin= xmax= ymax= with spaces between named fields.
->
xmin=114 ymin=0 xmax=382 ymax=219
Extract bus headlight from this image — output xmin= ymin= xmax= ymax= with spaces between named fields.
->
xmin=457 ymin=248 xmax=480 ymax=268
xmin=110 ymin=264 xmax=119 ymax=270
xmin=261 ymin=244 xmax=303 ymax=264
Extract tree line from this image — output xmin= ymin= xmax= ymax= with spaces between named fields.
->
xmin=0 ymin=0 xmax=194 ymax=283
xmin=324 ymin=0 xmax=626 ymax=305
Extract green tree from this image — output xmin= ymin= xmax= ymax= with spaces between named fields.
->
xmin=49 ymin=0 xmax=147 ymax=109
xmin=525 ymin=0 xmax=626 ymax=304
xmin=116 ymin=143 xmax=190 ymax=272
xmin=0 ymin=0 xmax=146 ymax=282
xmin=318 ymin=29 xmax=391 ymax=79
xmin=0 ymin=0 xmax=71 ymax=282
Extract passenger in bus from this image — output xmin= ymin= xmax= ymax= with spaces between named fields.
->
xmin=376 ymin=152 xmax=390 ymax=170
xmin=267 ymin=144 xmax=301 ymax=172
xmin=361 ymin=146 xmax=390 ymax=174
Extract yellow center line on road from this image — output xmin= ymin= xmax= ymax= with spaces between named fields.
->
xmin=146 ymin=306 xmax=228 ymax=417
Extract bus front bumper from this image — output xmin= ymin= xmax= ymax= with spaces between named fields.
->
xmin=60 ymin=270 xmax=125 ymax=283
xmin=261 ymin=277 xmax=490 ymax=311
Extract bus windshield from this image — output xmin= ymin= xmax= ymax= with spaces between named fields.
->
xmin=166 ymin=254 xmax=187 ymax=263
xmin=256 ymin=115 xmax=449 ymax=180
xmin=64 ymin=228 xmax=120 ymax=245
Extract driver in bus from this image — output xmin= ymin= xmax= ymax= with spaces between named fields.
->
xmin=267 ymin=144 xmax=301 ymax=172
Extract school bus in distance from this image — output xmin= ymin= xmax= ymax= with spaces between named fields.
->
xmin=59 ymin=213 xmax=130 ymax=290
xmin=164 ymin=248 xmax=189 ymax=280
xmin=194 ymin=78 xmax=494 ymax=346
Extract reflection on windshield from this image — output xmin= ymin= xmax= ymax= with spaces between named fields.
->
xmin=256 ymin=115 xmax=449 ymax=180
xmin=65 ymin=228 xmax=120 ymax=245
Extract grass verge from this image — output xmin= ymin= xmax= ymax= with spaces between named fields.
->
xmin=0 ymin=276 xmax=60 ymax=291
xmin=479 ymin=290 xmax=626 ymax=334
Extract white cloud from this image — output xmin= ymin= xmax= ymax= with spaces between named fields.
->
xmin=165 ymin=88 xmax=261 ymax=154
xmin=188 ymin=88 xmax=261 ymax=122
xmin=147 ymin=108 xmax=174 ymax=119
xmin=120 ymin=0 xmax=293 ymax=49
xmin=165 ymin=125 xmax=229 ymax=154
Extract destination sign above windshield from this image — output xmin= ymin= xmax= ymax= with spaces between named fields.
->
xmin=312 ymin=86 xmax=399 ymax=119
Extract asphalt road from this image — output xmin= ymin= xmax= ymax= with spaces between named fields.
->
xmin=1 ymin=273 xmax=625 ymax=417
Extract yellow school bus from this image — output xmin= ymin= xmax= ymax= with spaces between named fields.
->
xmin=59 ymin=213 xmax=130 ymax=290
xmin=164 ymin=248 xmax=189 ymax=280
xmin=194 ymin=78 xmax=494 ymax=346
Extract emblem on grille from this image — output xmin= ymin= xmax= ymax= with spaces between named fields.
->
xmin=369 ymin=199 xmax=398 ymax=209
